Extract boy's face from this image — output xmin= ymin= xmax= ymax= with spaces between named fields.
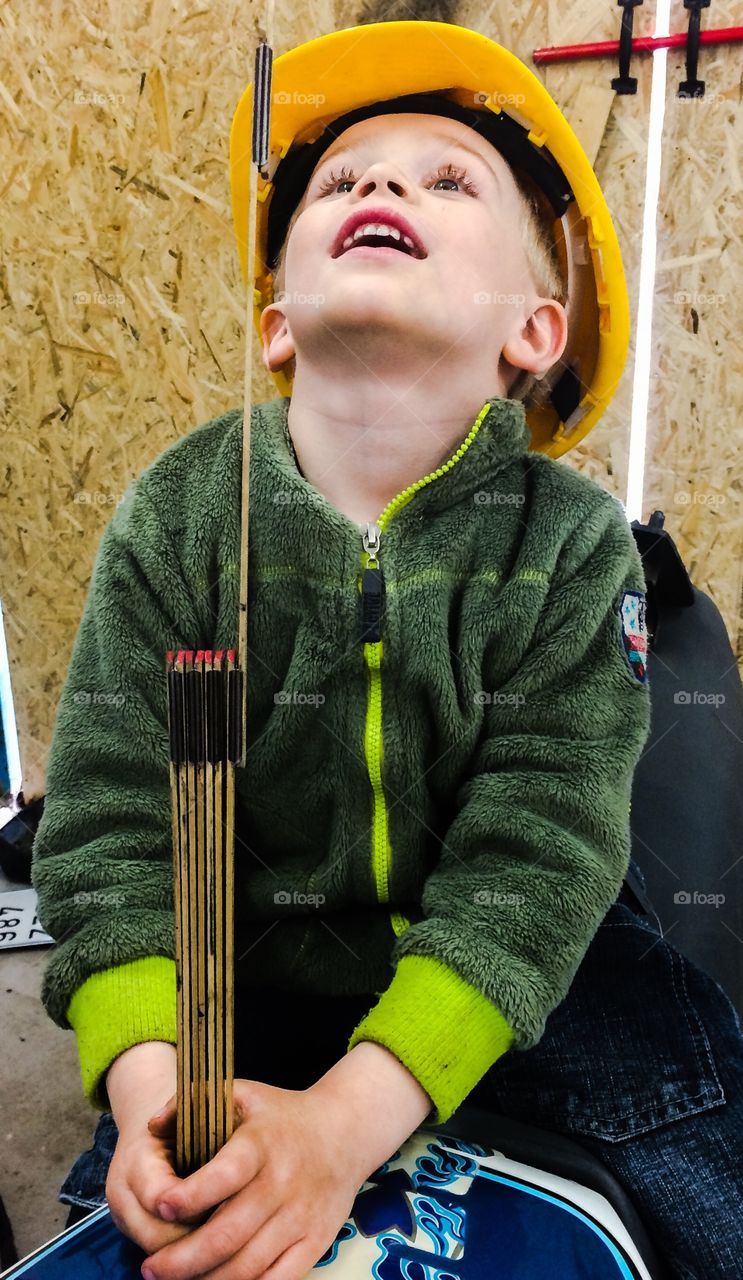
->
xmin=260 ymin=112 xmax=565 ymax=389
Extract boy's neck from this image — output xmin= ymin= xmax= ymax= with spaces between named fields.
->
xmin=285 ymin=366 xmax=510 ymax=527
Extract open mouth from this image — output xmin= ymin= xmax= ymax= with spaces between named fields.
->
xmin=340 ymin=244 xmax=419 ymax=262
xmin=331 ymin=212 xmax=428 ymax=260
xmin=337 ymin=227 xmax=425 ymax=259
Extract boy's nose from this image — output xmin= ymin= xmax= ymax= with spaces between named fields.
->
xmin=345 ymin=150 xmax=420 ymax=199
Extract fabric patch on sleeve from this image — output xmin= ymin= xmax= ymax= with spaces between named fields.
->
xmin=618 ymin=589 xmax=648 ymax=683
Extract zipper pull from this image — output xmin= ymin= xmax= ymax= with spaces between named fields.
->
xmin=360 ymin=523 xmax=384 ymax=643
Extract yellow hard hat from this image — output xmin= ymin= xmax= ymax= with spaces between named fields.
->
xmin=229 ymin=20 xmax=630 ymax=457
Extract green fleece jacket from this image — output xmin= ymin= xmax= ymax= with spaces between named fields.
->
xmin=31 ymin=394 xmax=652 ymax=1124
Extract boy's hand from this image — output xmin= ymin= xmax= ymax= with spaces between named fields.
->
xmin=104 ymin=1110 xmax=200 ymax=1257
xmin=140 ymin=1077 xmax=370 ymax=1280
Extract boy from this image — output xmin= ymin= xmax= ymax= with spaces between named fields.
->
xmin=32 ymin=19 xmax=743 ymax=1280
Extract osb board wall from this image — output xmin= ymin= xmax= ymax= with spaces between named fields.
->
xmin=539 ymin=1 xmax=743 ymax=675
xmin=645 ymin=19 xmax=742 ymax=668
xmin=1 ymin=0 xmax=331 ymax=800
xmin=0 ymin=0 xmax=739 ymax=800
xmin=541 ymin=0 xmax=653 ymax=493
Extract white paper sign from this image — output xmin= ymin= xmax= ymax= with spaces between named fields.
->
xmin=0 ymin=887 xmax=54 ymax=950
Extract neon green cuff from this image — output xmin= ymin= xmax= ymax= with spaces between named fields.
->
xmin=346 ymin=953 xmax=515 ymax=1125
xmin=66 ymin=956 xmax=177 ymax=1110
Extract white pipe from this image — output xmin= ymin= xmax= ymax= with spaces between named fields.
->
xmin=625 ymin=0 xmax=673 ymax=523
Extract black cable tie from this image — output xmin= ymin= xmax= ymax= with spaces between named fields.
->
xmin=678 ymin=0 xmax=711 ymax=99
xmin=611 ymin=0 xmax=644 ymax=96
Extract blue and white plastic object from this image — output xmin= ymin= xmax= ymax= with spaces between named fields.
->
xmin=1 ymin=1127 xmax=655 ymax=1279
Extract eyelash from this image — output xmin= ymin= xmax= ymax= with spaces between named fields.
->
xmin=315 ymin=162 xmax=479 ymax=198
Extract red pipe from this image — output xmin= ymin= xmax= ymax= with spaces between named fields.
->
xmin=533 ymin=26 xmax=743 ymax=65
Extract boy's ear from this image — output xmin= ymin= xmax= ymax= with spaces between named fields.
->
xmin=502 ymin=299 xmax=568 ymax=380
xmin=260 ymin=300 xmax=296 ymax=375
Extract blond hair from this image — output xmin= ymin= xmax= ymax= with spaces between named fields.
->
xmin=506 ymin=167 xmax=568 ymax=407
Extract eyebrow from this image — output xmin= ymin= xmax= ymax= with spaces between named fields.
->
xmin=316 ymin=128 xmax=501 ymax=185
xmin=425 ymin=129 xmax=501 ymax=182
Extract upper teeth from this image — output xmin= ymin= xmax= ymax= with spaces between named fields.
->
xmin=340 ymin=223 xmax=417 ymax=253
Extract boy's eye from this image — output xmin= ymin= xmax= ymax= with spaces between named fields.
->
xmin=314 ymin=161 xmax=479 ymax=198
xmin=314 ymin=165 xmax=356 ymax=196
xmin=426 ymin=163 xmax=479 ymax=197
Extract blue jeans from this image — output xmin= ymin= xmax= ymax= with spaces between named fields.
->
xmin=60 ymin=860 xmax=743 ymax=1279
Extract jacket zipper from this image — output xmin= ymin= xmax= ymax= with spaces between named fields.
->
xmin=358 ymin=401 xmax=492 ymax=937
